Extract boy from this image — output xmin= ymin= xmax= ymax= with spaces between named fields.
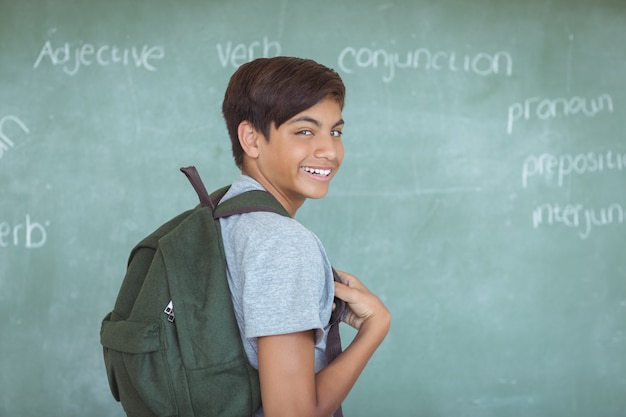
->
xmin=219 ymin=56 xmax=390 ymax=417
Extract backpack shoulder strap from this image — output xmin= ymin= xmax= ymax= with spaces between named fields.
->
xmin=214 ymin=190 xmax=290 ymax=219
xmin=180 ymin=165 xmax=290 ymax=218
xmin=180 ymin=166 xmax=220 ymax=209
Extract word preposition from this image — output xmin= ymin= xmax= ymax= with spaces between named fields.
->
xmin=522 ymin=150 xmax=626 ymax=188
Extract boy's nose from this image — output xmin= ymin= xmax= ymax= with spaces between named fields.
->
xmin=314 ymin=134 xmax=341 ymax=160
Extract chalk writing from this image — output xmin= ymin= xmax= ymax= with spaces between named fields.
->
xmin=507 ymin=94 xmax=613 ymax=134
xmin=522 ymin=150 xmax=626 ymax=188
xmin=216 ymin=37 xmax=281 ymax=68
xmin=33 ymin=41 xmax=165 ymax=76
xmin=532 ymin=202 xmax=625 ymax=240
xmin=0 ymin=215 xmax=49 ymax=248
xmin=338 ymin=46 xmax=513 ymax=83
xmin=0 ymin=115 xmax=30 ymax=160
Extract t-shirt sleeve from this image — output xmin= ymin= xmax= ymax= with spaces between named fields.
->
xmin=232 ymin=213 xmax=329 ymax=341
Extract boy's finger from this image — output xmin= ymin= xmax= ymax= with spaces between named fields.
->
xmin=334 ymin=269 xmax=348 ymax=284
xmin=335 ymin=270 xmax=360 ymax=287
xmin=334 ymin=281 xmax=362 ymax=304
xmin=333 ymin=281 xmax=352 ymax=301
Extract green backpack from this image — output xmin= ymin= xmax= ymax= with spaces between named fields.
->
xmin=100 ymin=166 xmax=290 ymax=417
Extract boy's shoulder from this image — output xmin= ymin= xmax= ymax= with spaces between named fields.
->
xmin=222 ymin=174 xmax=263 ymax=199
xmin=221 ymin=176 xmax=322 ymax=247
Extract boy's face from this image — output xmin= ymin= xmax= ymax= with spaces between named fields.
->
xmin=253 ymin=97 xmax=344 ymax=214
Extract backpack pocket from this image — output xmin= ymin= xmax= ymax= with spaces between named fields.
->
xmin=101 ymin=315 xmax=177 ymax=417
xmin=185 ymin=358 xmax=261 ymax=416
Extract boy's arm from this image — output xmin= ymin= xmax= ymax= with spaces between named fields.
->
xmin=257 ymin=271 xmax=391 ymax=417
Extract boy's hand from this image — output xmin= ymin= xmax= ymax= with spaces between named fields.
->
xmin=333 ymin=270 xmax=390 ymax=332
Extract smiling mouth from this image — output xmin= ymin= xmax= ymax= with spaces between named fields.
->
xmin=301 ymin=166 xmax=331 ymax=177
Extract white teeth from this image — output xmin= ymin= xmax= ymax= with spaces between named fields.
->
xmin=302 ymin=167 xmax=331 ymax=176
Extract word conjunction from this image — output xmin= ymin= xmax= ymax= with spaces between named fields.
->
xmin=33 ymin=40 xmax=165 ymax=76
xmin=338 ymin=46 xmax=513 ymax=83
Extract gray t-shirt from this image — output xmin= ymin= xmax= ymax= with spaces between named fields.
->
xmin=219 ymin=175 xmax=335 ymax=375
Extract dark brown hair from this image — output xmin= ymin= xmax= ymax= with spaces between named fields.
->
xmin=222 ymin=56 xmax=346 ymax=168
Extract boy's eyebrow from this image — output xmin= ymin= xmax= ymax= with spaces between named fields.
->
xmin=289 ymin=116 xmax=345 ymax=128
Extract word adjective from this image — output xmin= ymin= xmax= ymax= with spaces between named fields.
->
xmin=0 ymin=215 xmax=49 ymax=248
xmin=33 ymin=41 xmax=165 ymax=76
xmin=532 ymin=202 xmax=625 ymax=240
xmin=338 ymin=46 xmax=513 ymax=83
xmin=0 ymin=115 xmax=30 ymax=160
xmin=507 ymin=93 xmax=613 ymax=134
xmin=217 ymin=37 xmax=281 ymax=68
xmin=522 ymin=149 xmax=626 ymax=188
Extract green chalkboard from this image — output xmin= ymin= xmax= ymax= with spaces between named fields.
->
xmin=1 ymin=0 xmax=625 ymax=416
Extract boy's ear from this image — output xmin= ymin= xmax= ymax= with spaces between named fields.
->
xmin=237 ymin=121 xmax=260 ymax=159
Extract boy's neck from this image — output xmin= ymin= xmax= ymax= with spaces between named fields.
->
xmin=240 ymin=168 xmax=303 ymax=217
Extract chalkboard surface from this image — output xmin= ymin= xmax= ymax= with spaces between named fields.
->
xmin=1 ymin=1 xmax=625 ymax=416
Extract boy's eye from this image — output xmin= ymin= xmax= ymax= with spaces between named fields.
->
xmin=295 ymin=128 xmax=343 ymax=137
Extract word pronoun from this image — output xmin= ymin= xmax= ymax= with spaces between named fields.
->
xmin=0 ymin=115 xmax=30 ymax=160
xmin=216 ymin=37 xmax=281 ymax=68
xmin=522 ymin=149 xmax=626 ymax=188
xmin=507 ymin=93 xmax=613 ymax=134
xmin=532 ymin=202 xmax=625 ymax=240
xmin=338 ymin=46 xmax=513 ymax=83
xmin=0 ymin=215 xmax=49 ymax=249
xmin=33 ymin=40 xmax=165 ymax=76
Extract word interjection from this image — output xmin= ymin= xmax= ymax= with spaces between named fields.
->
xmin=532 ymin=203 xmax=625 ymax=240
